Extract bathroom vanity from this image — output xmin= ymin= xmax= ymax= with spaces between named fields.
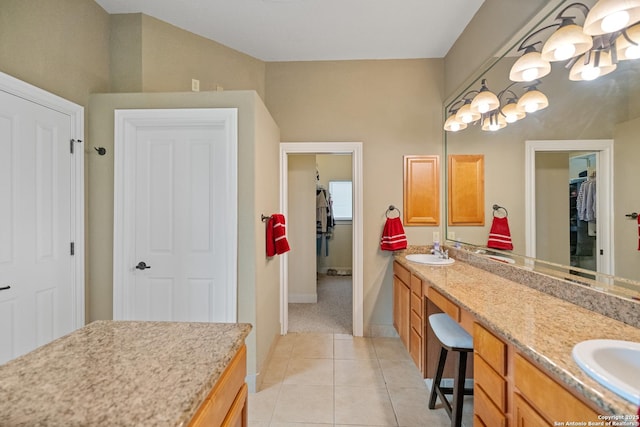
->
xmin=0 ymin=320 xmax=252 ymax=426
xmin=394 ymin=248 xmax=640 ymax=424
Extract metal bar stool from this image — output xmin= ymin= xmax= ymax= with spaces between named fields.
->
xmin=428 ymin=313 xmax=474 ymax=427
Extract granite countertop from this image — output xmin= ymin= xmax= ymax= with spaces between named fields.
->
xmin=395 ymin=253 xmax=640 ymax=416
xmin=0 ymin=320 xmax=252 ymax=427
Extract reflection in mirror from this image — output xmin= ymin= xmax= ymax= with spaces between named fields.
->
xmin=443 ymin=0 xmax=640 ymax=299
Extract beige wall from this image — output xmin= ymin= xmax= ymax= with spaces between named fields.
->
xmin=252 ymin=98 xmax=282 ymax=390
xmin=316 ymin=154 xmax=353 ymax=273
xmin=614 ymin=117 xmax=640 ymax=280
xmin=87 ymin=91 xmax=280 ymax=388
xmin=0 ymin=0 xmax=111 ymax=106
xmin=535 ymin=152 xmax=570 ymax=265
xmin=287 ymin=155 xmax=318 ymax=302
xmin=109 ymin=14 xmax=266 ymax=98
xmin=265 ymin=59 xmax=444 ymax=333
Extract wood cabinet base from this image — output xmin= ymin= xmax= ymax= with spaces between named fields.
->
xmin=189 ymin=345 xmax=248 ymax=427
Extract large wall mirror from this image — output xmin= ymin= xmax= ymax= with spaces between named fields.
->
xmin=444 ymin=0 xmax=640 ymax=300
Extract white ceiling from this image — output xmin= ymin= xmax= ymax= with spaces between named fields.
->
xmin=94 ymin=0 xmax=484 ymax=62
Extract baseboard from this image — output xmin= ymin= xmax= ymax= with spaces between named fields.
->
xmin=246 ymin=373 xmax=258 ymax=393
xmin=288 ymin=292 xmax=317 ymax=303
xmin=317 ymin=267 xmax=352 ymax=276
xmin=368 ymin=324 xmax=399 ymax=338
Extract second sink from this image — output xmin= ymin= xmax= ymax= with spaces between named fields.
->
xmin=405 ymin=254 xmax=455 ymax=266
xmin=572 ymin=339 xmax=640 ymax=405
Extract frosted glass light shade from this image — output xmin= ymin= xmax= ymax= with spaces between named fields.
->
xmin=509 ymin=51 xmax=551 ymax=82
xmin=501 ymin=102 xmax=526 ymax=123
xmin=584 ymin=0 xmax=640 ymax=35
xmin=470 ymin=90 xmax=500 ymax=114
xmin=569 ymin=51 xmax=617 ymax=80
xmin=444 ymin=115 xmax=467 ymax=132
xmin=516 ymin=89 xmax=549 ymax=113
xmin=455 ymin=103 xmax=481 ymax=124
xmin=481 ymin=113 xmax=507 ymax=131
xmin=616 ymin=23 xmax=640 ymax=60
xmin=541 ymin=24 xmax=593 ymax=61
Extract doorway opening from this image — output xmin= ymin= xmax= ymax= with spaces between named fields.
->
xmin=279 ymin=142 xmax=363 ymax=336
xmin=525 ymin=139 xmax=614 ymax=276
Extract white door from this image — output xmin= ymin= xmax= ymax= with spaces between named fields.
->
xmin=0 ymin=81 xmax=84 ymax=364
xmin=113 ymin=109 xmax=237 ymax=322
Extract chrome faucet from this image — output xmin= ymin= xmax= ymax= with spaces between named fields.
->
xmin=431 ymin=247 xmax=449 ymax=259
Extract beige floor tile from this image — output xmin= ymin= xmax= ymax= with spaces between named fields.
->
xmin=283 ymin=358 xmax=334 ymax=385
xmin=372 ymin=337 xmax=412 ymax=361
xmin=271 ymin=334 xmax=296 ymax=359
xmin=335 ymin=386 xmax=398 ymax=426
xmin=271 ymin=384 xmax=334 ymax=424
xmin=261 ymin=357 xmax=290 ymax=384
xmin=387 ymin=386 xmax=451 ymax=427
xmin=248 ymin=382 xmax=281 ymax=423
xmin=290 ymin=333 xmax=334 ymax=359
xmin=334 ymin=358 xmax=385 ymax=388
xmin=269 ymin=423 xmax=333 ymax=427
xmin=334 ymin=337 xmax=377 ymax=360
xmin=333 ymin=333 xmax=353 ymax=340
xmin=378 ymin=358 xmax=428 ymax=389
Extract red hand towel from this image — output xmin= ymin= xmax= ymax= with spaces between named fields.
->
xmin=637 ymin=215 xmax=640 ymax=251
xmin=487 ymin=216 xmax=513 ymax=250
xmin=380 ymin=217 xmax=407 ymax=251
xmin=266 ymin=214 xmax=290 ymax=257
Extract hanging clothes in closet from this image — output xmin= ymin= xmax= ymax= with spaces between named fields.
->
xmin=574 ymin=172 xmax=596 ymax=256
xmin=316 ymin=185 xmax=334 ymax=256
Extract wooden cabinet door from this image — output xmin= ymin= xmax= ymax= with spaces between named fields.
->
xmin=403 ymin=155 xmax=439 ymax=225
xmin=393 ymin=276 xmax=410 ymax=348
xmin=448 ymin=154 xmax=484 ymax=225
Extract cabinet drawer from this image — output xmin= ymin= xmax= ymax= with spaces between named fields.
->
xmin=473 ymin=415 xmax=488 ymax=427
xmin=410 ymin=274 xmax=422 ymax=297
xmin=409 ymin=327 xmax=422 ymax=371
xmin=410 ymin=292 xmax=422 ymax=317
xmin=514 ymin=393 xmax=550 ymax=427
xmin=410 ymin=309 xmax=422 ymax=336
xmin=189 ymin=345 xmax=247 ymax=427
xmin=474 ymin=384 xmax=506 ymax=427
xmin=427 ymin=288 xmax=459 ymax=321
xmin=474 ymin=323 xmax=506 ymax=376
xmin=474 ymin=353 xmax=507 ymax=412
xmin=514 ymin=353 xmax=599 ymax=423
xmin=222 ymin=383 xmax=248 ymax=427
xmin=393 ymin=261 xmax=410 ymax=284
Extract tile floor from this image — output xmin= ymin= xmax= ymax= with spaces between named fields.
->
xmin=248 ymin=332 xmax=473 ymax=427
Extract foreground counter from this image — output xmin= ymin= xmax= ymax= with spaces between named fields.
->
xmin=0 ymin=320 xmax=252 ymax=426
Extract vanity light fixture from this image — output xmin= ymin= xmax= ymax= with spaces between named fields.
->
xmin=470 ymin=79 xmax=500 ymax=114
xmin=444 ymin=114 xmax=467 ymax=132
xmin=541 ymin=3 xmax=594 ymax=62
xmin=516 ymin=82 xmax=549 ymax=113
xmin=583 ymin=0 xmax=640 ymax=35
xmin=481 ymin=111 xmax=507 ymax=131
xmin=615 ymin=22 xmax=640 ymax=59
xmin=455 ymin=96 xmax=481 ymax=124
xmin=569 ymin=48 xmax=617 ymax=80
xmin=510 ymin=45 xmax=552 ymax=82
xmin=498 ymin=87 xmax=527 ymax=122
xmin=444 ymin=102 xmax=468 ymax=132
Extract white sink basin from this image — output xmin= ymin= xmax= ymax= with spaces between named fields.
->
xmin=572 ymin=339 xmax=640 ymax=405
xmin=405 ymin=254 xmax=455 ymax=266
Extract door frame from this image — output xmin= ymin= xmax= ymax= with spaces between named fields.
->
xmin=0 ymin=71 xmax=85 ymax=329
xmin=525 ymin=139 xmax=614 ymax=275
xmin=279 ymin=142 xmax=364 ymax=336
xmin=113 ymin=108 xmax=238 ymax=321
